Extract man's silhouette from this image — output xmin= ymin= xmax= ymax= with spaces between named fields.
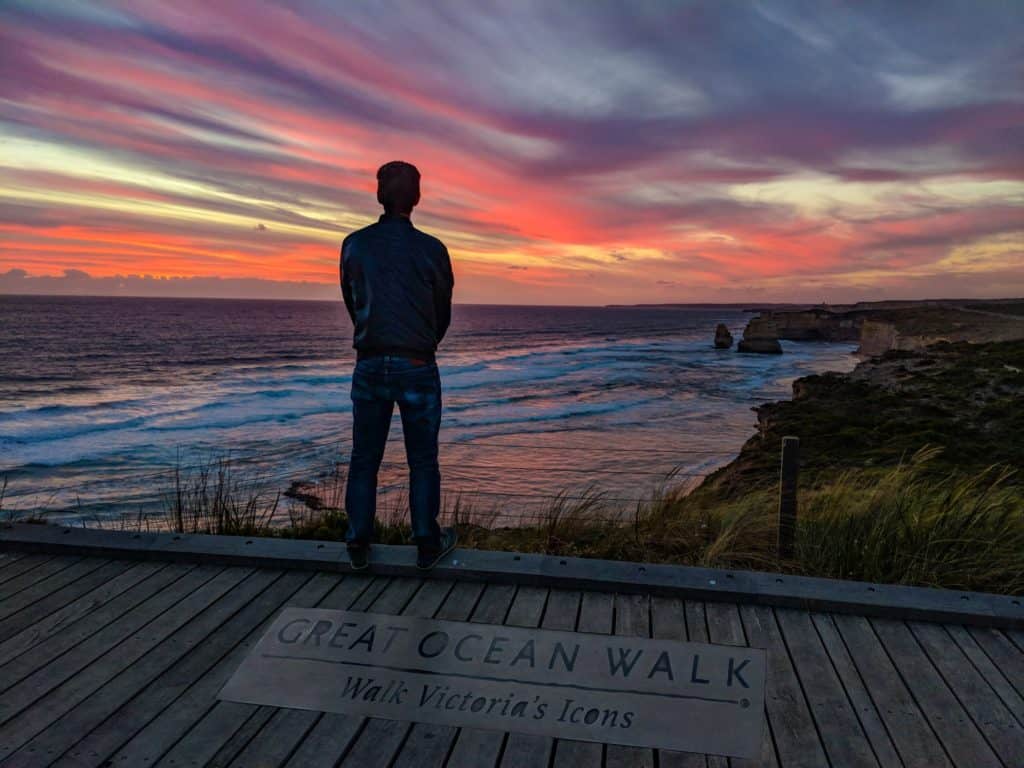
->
xmin=340 ymin=160 xmax=457 ymax=571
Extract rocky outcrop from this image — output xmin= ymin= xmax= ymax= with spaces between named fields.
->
xmin=853 ymin=307 xmax=1024 ymax=356
xmin=737 ymin=317 xmax=783 ymax=354
xmin=714 ymin=324 xmax=733 ymax=349
xmin=760 ymin=308 xmax=863 ymax=341
xmin=856 ymin=320 xmax=900 ymax=357
xmin=748 ymin=305 xmax=1024 ymax=358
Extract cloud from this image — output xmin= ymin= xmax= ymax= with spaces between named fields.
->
xmin=0 ymin=267 xmax=338 ymax=301
xmin=0 ymin=0 xmax=1021 ymax=303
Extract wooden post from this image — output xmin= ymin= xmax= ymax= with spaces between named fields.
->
xmin=777 ymin=436 xmax=800 ymax=559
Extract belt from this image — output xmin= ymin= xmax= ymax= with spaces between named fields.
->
xmin=356 ymin=347 xmax=436 ymax=363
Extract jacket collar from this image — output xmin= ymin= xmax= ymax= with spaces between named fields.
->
xmin=378 ymin=212 xmax=412 ymax=225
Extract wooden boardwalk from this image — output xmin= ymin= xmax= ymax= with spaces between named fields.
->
xmin=1 ymin=536 xmax=1023 ymax=766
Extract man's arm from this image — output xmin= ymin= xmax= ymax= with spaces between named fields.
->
xmin=435 ymin=243 xmax=454 ymax=343
xmin=340 ymin=241 xmax=356 ymax=324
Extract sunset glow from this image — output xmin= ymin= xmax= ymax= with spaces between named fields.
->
xmin=1 ymin=1 xmax=1022 ymax=304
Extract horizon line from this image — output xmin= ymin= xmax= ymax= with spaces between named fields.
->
xmin=3 ymin=291 xmax=1022 ymax=309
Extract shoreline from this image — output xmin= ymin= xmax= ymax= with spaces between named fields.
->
xmin=5 ymin=306 xmax=1023 ymax=594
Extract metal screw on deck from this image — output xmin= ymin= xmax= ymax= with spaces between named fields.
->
xmin=777 ymin=436 xmax=800 ymax=559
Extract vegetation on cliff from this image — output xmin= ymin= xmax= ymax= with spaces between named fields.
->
xmin=699 ymin=339 xmax=1024 ymax=499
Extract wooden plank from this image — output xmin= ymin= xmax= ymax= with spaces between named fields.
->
xmin=1008 ymin=628 xmax=1024 ymax=653
xmin=499 ymin=588 xmax=572 ymax=768
xmin=606 ymin=592 xmax=654 ymax=768
xmin=704 ymin=602 xmax=776 ymax=768
xmin=228 ymin=707 xmax=322 ymax=768
xmin=53 ymin=570 xmax=326 ymax=768
xmin=246 ymin=577 xmax=426 ymax=768
xmin=148 ymin=575 xmax=377 ymax=768
xmin=435 ymin=581 xmax=487 ymax=622
xmin=968 ymin=627 xmax=1024 ymax=700
xmin=279 ymin=714 xmax=359 ymax=768
xmin=504 ymin=585 xmax=548 ymax=629
xmin=469 ymin=583 xmax=517 ymax=625
xmin=0 ymin=554 xmax=54 ymax=588
xmin=542 ymin=589 xmax=582 ymax=632
xmin=7 ymin=569 xmax=285 ymax=767
xmin=685 ymin=601 xmax=709 ymax=643
xmin=348 ymin=576 xmax=394 ymax=612
xmin=577 ymin=591 xmax=614 ymax=635
xmin=0 ymin=563 xmax=195 ymax=698
xmin=337 ymin=718 xmax=411 ymax=768
xmin=773 ymin=607 xmax=877 ymax=767
xmin=102 ymin=572 xmax=341 ymax=768
xmin=871 ymin=618 xmax=1000 ymax=767
xmin=653 ymin=597 xmax=706 ymax=768
xmin=499 ymin=732 xmax=552 ymax=768
xmin=0 ymin=556 xmax=81 ymax=599
xmin=9 ymin=522 xmax=1021 ymax=628
xmin=404 ymin=578 xmax=457 ymax=620
xmin=650 ymin=596 xmax=686 ymax=643
xmin=0 ymin=559 xmax=130 ymax=644
xmin=832 ymin=614 xmax=951 ymax=768
xmin=946 ymin=624 xmax=1024 ymax=725
xmin=908 ymin=620 xmax=1024 ymax=765
xmin=0 ymin=561 xmax=165 ymax=664
xmin=0 ymin=565 xmax=249 ymax=761
xmin=389 ymin=717 xmax=453 ymax=768
xmin=0 ymin=557 xmax=109 ymax=623
xmin=0 ymin=551 xmax=29 ymax=570
xmin=444 ymin=583 xmax=521 ymax=768
xmin=207 ymin=706 xmax=277 ymax=766
xmin=552 ymin=590 xmax=612 ymax=768
xmin=389 ymin=582 xmax=485 ymax=768
xmin=809 ymin=613 xmax=902 ymax=767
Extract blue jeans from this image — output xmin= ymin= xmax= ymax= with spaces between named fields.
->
xmin=345 ymin=355 xmax=442 ymax=549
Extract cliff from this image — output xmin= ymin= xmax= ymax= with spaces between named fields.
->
xmin=695 ymin=339 xmax=1024 ymax=501
xmin=854 ymin=307 xmax=1024 ymax=356
xmin=758 ymin=308 xmax=862 ymax=341
xmin=742 ymin=301 xmax=1024 ymax=357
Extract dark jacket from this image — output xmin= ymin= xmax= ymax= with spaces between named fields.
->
xmin=340 ymin=212 xmax=454 ymax=360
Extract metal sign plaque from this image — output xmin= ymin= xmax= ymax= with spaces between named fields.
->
xmin=219 ymin=607 xmax=767 ymax=758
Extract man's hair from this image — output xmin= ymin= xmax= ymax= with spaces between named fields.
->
xmin=376 ymin=160 xmax=421 ymax=214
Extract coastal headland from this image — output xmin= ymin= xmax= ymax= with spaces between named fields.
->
xmin=464 ymin=298 xmax=1024 ymax=593
xmin=705 ymin=297 xmax=1024 ymax=492
xmin=741 ymin=297 xmax=1024 ymax=352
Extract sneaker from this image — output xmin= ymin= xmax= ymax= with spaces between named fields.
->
xmin=416 ymin=527 xmax=458 ymax=571
xmin=347 ymin=544 xmax=370 ymax=571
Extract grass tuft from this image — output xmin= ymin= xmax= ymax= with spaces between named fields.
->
xmin=797 ymin=448 xmax=1024 ymax=594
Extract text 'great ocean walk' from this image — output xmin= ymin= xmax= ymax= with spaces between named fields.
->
xmin=219 ymin=608 xmax=767 ymax=758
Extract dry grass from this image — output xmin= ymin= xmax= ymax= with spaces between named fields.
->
xmin=8 ymin=446 xmax=1023 ymax=595
xmin=796 ymin=447 xmax=1024 ymax=593
xmin=163 ymin=456 xmax=281 ymax=536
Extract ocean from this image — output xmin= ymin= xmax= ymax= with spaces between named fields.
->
xmin=0 ymin=295 xmax=858 ymax=524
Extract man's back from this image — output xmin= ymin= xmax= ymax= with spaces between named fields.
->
xmin=341 ymin=212 xmax=454 ymax=360
xmin=341 ymin=160 xmax=458 ymax=572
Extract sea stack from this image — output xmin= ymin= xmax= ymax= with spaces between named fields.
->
xmin=714 ymin=323 xmax=733 ymax=349
xmin=737 ymin=317 xmax=783 ymax=354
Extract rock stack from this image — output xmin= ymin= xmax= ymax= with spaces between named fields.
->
xmin=737 ymin=317 xmax=783 ymax=354
xmin=714 ymin=323 xmax=734 ymax=349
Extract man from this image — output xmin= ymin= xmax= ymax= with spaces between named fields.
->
xmin=340 ymin=160 xmax=457 ymax=571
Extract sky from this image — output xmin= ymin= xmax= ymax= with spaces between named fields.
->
xmin=1 ymin=1 xmax=1022 ymax=305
